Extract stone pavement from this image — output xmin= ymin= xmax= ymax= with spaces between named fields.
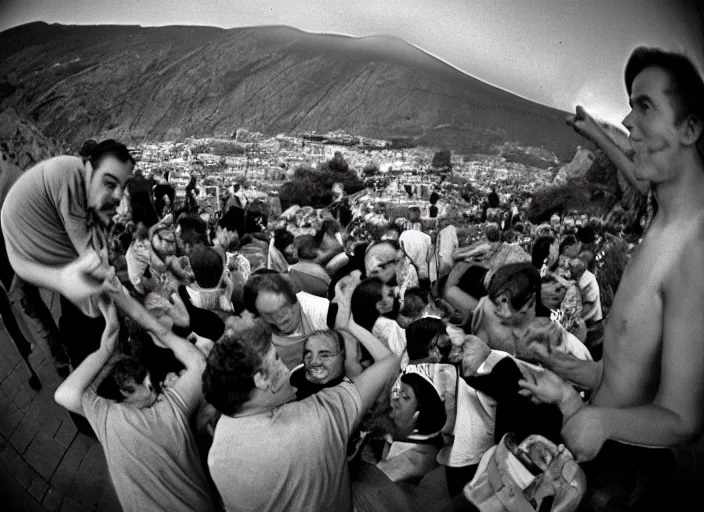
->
xmin=0 ymin=303 xmax=120 ymax=512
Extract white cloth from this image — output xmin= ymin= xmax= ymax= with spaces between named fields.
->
xmin=399 ymin=230 xmax=434 ymax=282
xmin=436 ymin=225 xmax=459 ymax=278
xmin=437 ymin=351 xmax=509 ymax=468
xmin=372 ymin=316 xmax=409 ymax=368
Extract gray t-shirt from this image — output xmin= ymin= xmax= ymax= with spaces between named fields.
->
xmin=208 ymin=381 xmax=363 ymax=512
xmin=1 ymin=155 xmax=104 ymax=316
xmin=82 ymin=387 xmax=215 ymax=512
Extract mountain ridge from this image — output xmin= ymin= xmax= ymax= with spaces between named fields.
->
xmin=0 ymin=22 xmax=584 ymax=160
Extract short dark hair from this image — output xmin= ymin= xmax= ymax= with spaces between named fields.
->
xmin=243 ymin=272 xmax=298 ymax=315
xmin=83 ymin=139 xmax=135 ymax=168
xmin=273 ymin=228 xmax=295 ymax=253
xmin=399 ymin=287 xmax=430 ymax=318
xmin=531 ymin=235 xmax=555 ymax=269
xmin=218 ymin=207 xmax=245 ymax=237
xmin=295 ymin=234 xmax=319 ymax=261
xmin=559 ymin=235 xmax=579 ymax=254
xmin=625 ymin=47 xmax=704 ymax=157
xmin=485 ymin=222 xmax=501 ymax=242
xmin=405 ymin=317 xmax=447 ymax=361
xmin=177 ymin=214 xmax=208 ymax=247
xmin=488 ymin=262 xmax=544 ymax=315
xmin=351 ymin=277 xmax=385 ymax=327
xmin=399 ymin=373 xmax=446 ymax=435
xmin=189 ymin=245 xmax=224 ymax=288
xmin=202 ymin=322 xmax=272 ymax=416
xmin=97 ymin=356 xmax=148 ymax=403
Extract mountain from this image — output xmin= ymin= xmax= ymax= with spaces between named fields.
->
xmin=0 ymin=107 xmax=58 ymax=169
xmin=0 ymin=22 xmax=584 ymax=161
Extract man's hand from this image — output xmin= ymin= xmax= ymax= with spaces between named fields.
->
xmin=61 ymin=251 xmax=115 ymax=304
xmin=447 ymin=335 xmax=491 ymax=376
xmin=560 ymin=406 xmax=607 ymax=462
xmin=566 ymin=105 xmax=604 ymax=144
xmin=518 ymin=365 xmax=571 ymax=405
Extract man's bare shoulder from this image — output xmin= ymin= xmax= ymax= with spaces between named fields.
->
xmin=666 ymin=217 xmax=704 ymax=292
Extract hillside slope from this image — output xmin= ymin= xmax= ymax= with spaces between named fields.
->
xmin=0 ymin=22 xmax=584 ymax=160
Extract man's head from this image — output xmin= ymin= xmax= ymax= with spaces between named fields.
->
xmin=549 ymin=213 xmax=561 ymax=231
xmin=382 ymin=223 xmax=404 ymax=242
xmin=405 ymin=317 xmax=451 ymax=362
xmin=189 ymin=245 xmax=224 ymax=289
xmin=99 ymin=356 xmax=157 ymax=409
xmin=217 ymin=207 xmax=245 ymax=246
xmin=294 ymin=234 xmax=319 ymax=262
xmin=409 ymin=206 xmax=421 ymax=223
xmin=176 ymin=214 xmax=208 ymax=256
xmin=273 ymin=228 xmax=297 ymax=264
xmin=302 ymin=329 xmax=345 ymax=385
xmin=559 ymin=234 xmax=582 ymax=259
xmin=203 ymin=322 xmax=291 ymax=416
xmin=485 ymin=222 xmax=501 ymax=243
xmin=84 ymin=140 xmax=135 ymax=225
xmin=365 ymin=241 xmax=400 ymax=284
xmin=243 ymin=272 xmax=301 ymax=335
xmin=623 ymin=47 xmax=704 ymax=182
xmin=390 ymin=372 xmax=446 ymax=439
xmin=488 ymin=263 xmax=542 ymax=327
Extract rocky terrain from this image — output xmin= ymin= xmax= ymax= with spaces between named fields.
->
xmin=0 ymin=22 xmax=585 ymax=161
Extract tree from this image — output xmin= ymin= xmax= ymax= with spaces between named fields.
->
xmin=326 ymin=151 xmax=349 ymax=173
xmin=279 ymin=164 xmax=365 ymax=211
xmin=432 ymin=150 xmax=452 ymax=171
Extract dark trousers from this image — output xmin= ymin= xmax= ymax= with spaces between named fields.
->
xmin=578 ymin=440 xmax=675 ymax=512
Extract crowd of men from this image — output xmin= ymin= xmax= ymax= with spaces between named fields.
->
xmin=0 ymin=46 xmax=703 ymax=512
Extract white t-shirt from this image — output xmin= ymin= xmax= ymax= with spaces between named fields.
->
xmin=272 ymin=291 xmax=332 ymax=369
xmin=208 ymin=381 xmax=362 ymax=512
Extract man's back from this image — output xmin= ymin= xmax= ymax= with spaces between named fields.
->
xmin=82 ymin=387 xmax=215 ymax=512
xmin=208 ymin=381 xmax=362 ymax=512
xmin=1 ymin=156 xmax=92 ymax=266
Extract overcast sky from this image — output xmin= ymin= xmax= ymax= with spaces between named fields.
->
xmin=1 ymin=0 xmax=702 ymax=127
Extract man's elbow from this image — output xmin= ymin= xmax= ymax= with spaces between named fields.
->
xmin=675 ymin=415 xmax=704 ymax=445
xmin=54 ymin=387 xmax=77 ymax=412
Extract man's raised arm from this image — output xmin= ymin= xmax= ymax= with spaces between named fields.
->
xmin=7 ymin=250 xmax=113 ymax=306
xmin=350 ymin=322 xmax=400 ymax=413
xmin=54 ymin=298 xmax=119 ymax=416
xmin=108 ymin=285 xmax=204 ymax=373
xmin=567 ymin=105 xmax=649 ymax=196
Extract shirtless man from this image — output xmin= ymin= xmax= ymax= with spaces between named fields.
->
xmin=520 ymin=47 xmax=704 ymax=510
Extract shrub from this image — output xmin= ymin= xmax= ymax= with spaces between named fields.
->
xmin=279 ymin=165 xmax=365 ymax=210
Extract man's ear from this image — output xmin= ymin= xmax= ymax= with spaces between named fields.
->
xmin=253 ymin=371 xmax=270 ymax=391
xmin=681 ymin=114 xmax=703 ymax=146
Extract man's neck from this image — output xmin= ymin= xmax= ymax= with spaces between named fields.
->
xmin=233 ymin=387 xmax=294 ymax=418
xmin=653 ymin=153 xmax=704 ymax=223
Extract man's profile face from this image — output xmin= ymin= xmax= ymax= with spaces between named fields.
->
xmin=88 ymin=156 xmax=133 ymax=225
xmin=255 ymin=291 xmax=301 ymax=335
xmin=492 ymin=292 xmax=533 ymax=326
xmin=303 ymin=333 xmax=344 ymax=385
xmin=622 ymin=67 xmax=683 ymax=183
